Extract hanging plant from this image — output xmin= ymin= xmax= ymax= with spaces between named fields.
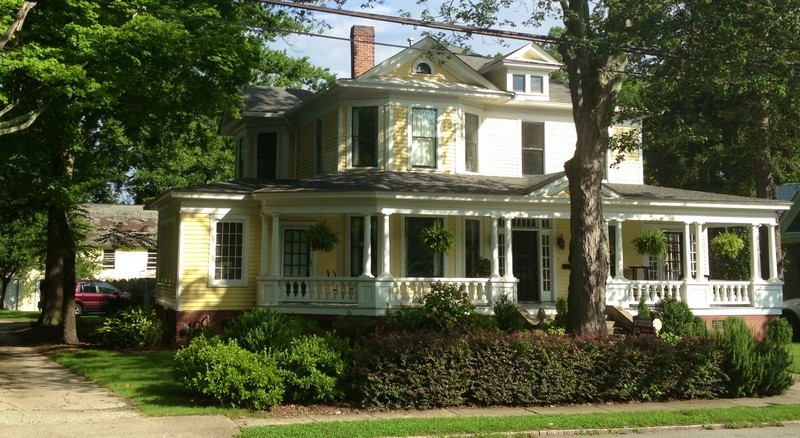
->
xmin=632 ymin=229 xmax=669 ymax=258
xmin=421 ymin=222 xmax=455 ymax=253
xmin=306 ymin=221 xmax=339 ymax=252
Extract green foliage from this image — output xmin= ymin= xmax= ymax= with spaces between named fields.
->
xmin=420 ymin=222 xmax=455 ymax=253
xmin=713 ymin=317 xmax=794 ymax=397
xmin=305 ymin=222 xmax=339 ymax=252
xmin=652 ymin=298 xmax=707 ymax=338
xmin=766 ymin=317 xmax=793 ymax=345
xmin=709 ymin=228 xmax=750 ymax=281
xmin=632 ymin=229 xmax=669 ymax=258
xmin=173 ymin=335 xmax=284 ymax=410
xmin=552 ymin=298 xmax=568 ymax=330
xmin=95 ymin=306 xmax=163 ymax=349
xmin=637 ymin=294 xmax=651 ymax=318
xmin=347 ymin=331 xmax=724 ymax=409
xmin=222 ymin=308 xmax=305 ymax=353
xmin=493 ymin=294 xmax=527 ymax=332
xmin=421 ymin=282 xmax=475 ymax=329
xmin=331 ymin=315 xmax=378 ymax=344
xmin=273 ymin=335 xmax=347 ymax=403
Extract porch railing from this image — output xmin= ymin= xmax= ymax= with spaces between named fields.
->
xmin=391 ymin=278 xmax=491 ymax=307
xmin=279 ymin=277 xmax=360 ymax=305
xmin=709 ymin=281 xmax=751 ymax=305
xmin=626 ymin=280 xmax=682 ymax=305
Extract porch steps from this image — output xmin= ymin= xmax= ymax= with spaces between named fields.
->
xmin=605 ymin=305 xmax=635 ymax=335
xmin=516 ymin=306 xmax=546 ymax=329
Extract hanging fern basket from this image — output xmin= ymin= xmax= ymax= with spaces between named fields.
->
xmin=306 ymin=222 xmax=339 ymax=252
xmin=632 ymin=229 xmax=669 ymax=258
xmin=421 ymin=222 xmax=455 ymax=253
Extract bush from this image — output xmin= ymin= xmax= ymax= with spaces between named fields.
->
xmin=332 ymin=315 xmax=378 ymax=345
xmin=421 ymin=282 xmax=475 ymax=329
xmin=384 ymin=306 xmax=429 ymax=333
xmin=174 ymin=335 xmax=284 ymax=409
xmin=223 ymin=308 xmax=304 ymax=353
xmin=95 ymin=305 xmax=163 ymax=349
xmin=347 ymin=331 xmax=724 ymax=409
xmin=493 ymin=294 xmax=526 ymax=332
xmin=273 ymin=335 xmax=347 ymax=403
xmin=653 ymin=297 xmax=707 ymax=338
xmin=551 ymin=298 xmax=568 ymax=330
xmin=766 ymin=317 xmax=793 ymax=345
xmin=713 ymin=317 xmax=794 ymax=397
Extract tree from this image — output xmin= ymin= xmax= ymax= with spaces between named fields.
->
xmin=0 ymin=214 xmax=44 ymax=310
xmin=0 ymin=0 xmax=330 ymax=343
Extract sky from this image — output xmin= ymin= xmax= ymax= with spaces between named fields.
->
xmin=270 ymin=2 xmax=561 ymax=79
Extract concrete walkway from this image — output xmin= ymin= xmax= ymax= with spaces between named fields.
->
xmin=1 ymin=320 xmax=800 ymax=438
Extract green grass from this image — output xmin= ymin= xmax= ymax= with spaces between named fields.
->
xmin=240 ymin=405 xmax=800 ymax=438
xmin=0 ymin=309 xmax=40 ymax=322
xmin=53 ymin=349 xmax=259 ymax=418
xmin=790 ymin=342 xmax=800 ymax=374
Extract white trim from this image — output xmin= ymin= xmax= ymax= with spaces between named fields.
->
xmin=176 ymin=213 xmax=186 ymax=310
xmin=208 ymin=214 xmax=251 ymax=288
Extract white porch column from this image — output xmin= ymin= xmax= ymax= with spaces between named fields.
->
xmin=503 ymin=216 xmax=514 ymax=280
xmin=750 ymin=223 xmax=762 ymax=282
xmin=694 ymin=222 xmax=707 ymax=282
xmin=768 ymin=223 xmax=779 ymax=281
xmin=490 ymin=216 xmax=500 ymax=278
xmin=614 ymin=220 xmax=625 ymax=281
xmin=604 ymin=220 xmax=611 ymax=280
xmin=260 ymin=213 xmax=270 ymax=277
xmin=270 ymin=213 xmax=281 ymax=277
xmin=379 ymin=213 xmax=391 ymax=278
xmin=361 ymin=214 xmax=374 ymax=278
xmin=683 ymin=222 xmax=693 ymax=282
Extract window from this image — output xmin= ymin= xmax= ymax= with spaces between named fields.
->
xmin=406 ymin=217 xmax=444 ymax=277
xmin=315 ymin=118 xmax=323 ymax=175
xmin=257 ymin=132 xmax=277 ymax=180
xmin=521 ymin=121 xmax=545 ymax=175
xmin=415 ymin=62 xmax=432 ymax=74
xmin=147 ymin=249 xmax=157 ymax=270
xmin=512 ymin=74 xmax=525 ymax=92
xmin=350 ymin=216 xmax=378 ymax=277
xmin=235 ymin=137 xmax=245 ymax=178
xmin=530 ymin=75 xmax=544 ymax=94
xmin=411 ymin=108 xmax=437 ymax=168
xmin=647 ymin=230 xmax=684 ymax=281
xmin=608 ymin=225 xmax=616 ymax=277
xmin=283 ymin=229 xmax=310 ymax=277
xmin=465 ymin=219 xmax=482 ymax=277
xmin=102 ymin=249 xmax=115 ymax=269
xmin=352 ymin=106 xmax=378 ymax=167
xmin=465 ymin=113 xmax=479 ymax=172
xmin=213 ymin=220 xmax=245 ymax=285
xmin=97 ymin=282 xmax=117 ymax=295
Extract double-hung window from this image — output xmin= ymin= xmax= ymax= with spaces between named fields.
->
xmin=352 ymin=106 xmax=378 ymax=167
xmin=350 ymin=216 xmax=378 ymax=277
xmin=465 ymin=113 xmax=479 ymax=172
xmin=102 ymin=249 xmax=115 ymax=269
xmin=283 ymin=228 xmax=310 ymax=277
xmin=211 ymin=218 xmax=248 ymax=286
xmin=648 ymin=231 xmax=684 ymax=281
xmin=235 ymin=137 xmax=245 ymax=179
xmin=257 ymin=132 xmax=277 ymax=180
xmin=411 ymin=108 xmax=437 ymax=168
xmin=406 ymin=217 xmax=444 ymax=277
xmin=521 ymin=121 xmax=545 ymax=175
xmin=315 ymin=118 xmax=323 ymax=175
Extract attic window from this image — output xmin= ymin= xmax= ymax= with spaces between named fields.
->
xmin=414 ymin=62 xmax=432 ymax=75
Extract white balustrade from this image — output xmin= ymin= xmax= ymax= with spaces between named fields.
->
xmin=390 ymin=278 xmax=490 ymax=307
xmin=278 ymin=278 xmax=359 ymax=304
xmin=710 ymin=281 xmax=751 ymax=305
xmin=626 ymin=281 xmax=682 ymax=305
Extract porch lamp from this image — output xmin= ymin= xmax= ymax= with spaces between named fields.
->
xmin=556 ymin=234 xmax=566 ymax=250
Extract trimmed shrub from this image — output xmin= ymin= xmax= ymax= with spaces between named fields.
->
xmin=273 ymin=335 xmax=347 ymax=403
xmin=551 ymin=298 xmax=568 ymax=330
xmin=422 ymin=281 xmax=475 ymax=329
xmin=96 ymin=305 xmax=163 ymax=349
xmin=384 ymin=306 xmax=429 ymax=333
xmin=766 ymin=317 xmax=793 ymax=345
xmin=332 ymin=315 xmax=378 ymax=345
xmin=653 ymin=297 xmax=707 ymax=338
xmin=757 ymin=318 xmax=794 ymax=396
xmin=347 ymin=331 xmax=724 ymax=409
xmin=493 ymin=294 xmax=526 ymax=332
xmin=173 ymin=335 xmax=284 ymax=409
xmin=222 ymin=308 xmax=304 ymax=353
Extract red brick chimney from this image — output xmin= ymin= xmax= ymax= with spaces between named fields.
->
xmin=350 ymin=25 xmax=375 ymax=78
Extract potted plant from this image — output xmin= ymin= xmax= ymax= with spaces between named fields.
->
xmin=632 ymin=228 xmax=669 ymax=258
xmin=306 ymin=221 xmax=339 ymax=252
xmin=421 ymin=222 xmax=455 ymax=253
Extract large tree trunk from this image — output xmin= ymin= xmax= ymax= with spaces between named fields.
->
xmin=39 ymin=203 xmax=64 ymax=327
xmin=559 ymin=1 xmax=628 ymax=335
xmin=57 ymin=204 xmax=78 ymax=344
xmin=0 ymin=274 xmax=11 ymax=310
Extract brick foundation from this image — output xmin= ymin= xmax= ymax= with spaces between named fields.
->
xmin=155 ymin=305 xmax=245 ymax=345
xmin=698 ymin=314 xmax=774 ymax=339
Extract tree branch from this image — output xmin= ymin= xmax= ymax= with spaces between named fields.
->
xmin=0 ymin=1 xmax=37 ymax=51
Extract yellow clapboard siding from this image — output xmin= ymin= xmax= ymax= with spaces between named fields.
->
xmin=323 ymin=110 xmax=338 ymax=174
xmin=440 ymin=107 xmax=457 ymax=173
xmin=296 ymin=120 xmax=315 ymax=179
xmin=391 ymin=105 xmax=408 ymax=171
xmin=385 ymin=59 xmax=461 ymax=82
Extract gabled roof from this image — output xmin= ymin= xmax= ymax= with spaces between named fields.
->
xmin=80 ymin=204 xmax=158 ymax=246
xmin=238 ymin=86 xmax=313 ymax=116
xmin=478 ymin=41 xmax=563 ymax=74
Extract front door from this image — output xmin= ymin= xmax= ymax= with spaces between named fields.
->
xmin=513 ymin=230 xmax=540 ymax=302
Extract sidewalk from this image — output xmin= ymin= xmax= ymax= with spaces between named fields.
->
xmin=1 ymin=320 xmax=799 ymax=437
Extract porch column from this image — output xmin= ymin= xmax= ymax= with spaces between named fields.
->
xmin=750 ymin=223 xmax=762 ymax=282
xmin=614 ymin=220 xmax=625 ymax=281
xmin=683 ymin=222 xmax=693 ymax=282
xmin=768 ymin=223 xmax=779 ymax=281
xmin=694 ymin=223 xmax=707 ymax=282
xmin=603 ymin=220 xmax=611 ymax=281
xmin=260 ymin=213 xmax=270 ymax=276
xmin=490 ymin=216 xmax=500 ymax=278
xmin=361 ymin=214 xmax=374 ymax=278
xmin=379 ymin=212 xmax=392 ymax=278
xmin=270 ymin=214 xmax=281 ymax=276
xmin=503 ymin=216 xmax=514 ymax=280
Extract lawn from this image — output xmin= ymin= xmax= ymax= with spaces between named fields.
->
xmin=790 ymin=342 xmax=800 ymax=374
xmin=0 ymin=309 xmax=40 ymax=322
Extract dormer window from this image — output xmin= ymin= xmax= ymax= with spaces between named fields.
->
xmin=414 ymin=61 xmax=433 ymax=75
xmin=530 ymin=75 xmax=544 ymax=94
xmin=512 ymin=74 xmax=525 ymax=92
xmin=509 ymin=73 xmax=547 ymax=95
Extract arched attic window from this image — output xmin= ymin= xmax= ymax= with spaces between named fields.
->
xmin=414 ymin=61 xmax=433 ymax=75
